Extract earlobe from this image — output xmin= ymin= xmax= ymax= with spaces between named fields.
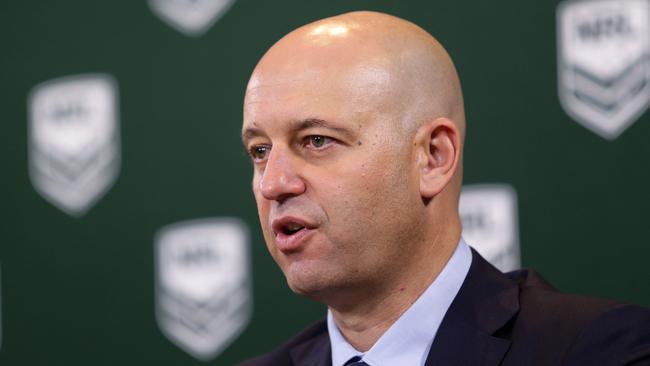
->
xmin=417 ymin=118 xmax=460 ymax=198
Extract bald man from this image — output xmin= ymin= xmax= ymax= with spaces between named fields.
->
xmin=239 ymin=11 xmax=650 ymax=366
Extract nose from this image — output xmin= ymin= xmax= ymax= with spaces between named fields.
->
xmin=258 ymin=147 xmax=306 ymax=202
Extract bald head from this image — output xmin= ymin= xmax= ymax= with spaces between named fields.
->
xmin=243 ymin=11 xmax=466 ymax=308
xmin=247 ymin=11 xmax=465 ymax=137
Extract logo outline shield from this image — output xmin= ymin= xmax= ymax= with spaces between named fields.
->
xmin=557 ymin=0 xmax=650 ymax=140
xmin=459 ymin=184 xmax=521 ymax=273
xmin=28 ymin=73 xmax=121 ymax=217
xmin=154 ymin=217 xmax=253 ymax=361
xmin=148 ymin=0 xmax=237 ymax=37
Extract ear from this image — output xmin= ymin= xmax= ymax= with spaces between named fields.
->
xmin=414 ymin=117 xmax=461 ymax=198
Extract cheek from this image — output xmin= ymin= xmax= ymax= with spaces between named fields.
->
xmin=328 ymin=152 xmax=417 ymax=237
xmin=252 ymin=180 xmax=274 ymax=246
xmin=252 ymin=173 xmax=267 ymax=215
xmin=325 ymin=160 xmax=397 ymax=228
xmin=254 ymin=196 xmax=287 ymax=267
xmin=251 ymin=171 xmax=261 ymax=196
xmin=356 ymin=155 xmax=408 ymax=203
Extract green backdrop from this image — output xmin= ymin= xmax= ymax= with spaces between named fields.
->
xmin=1 ymin=0 xmax=649 ymax=365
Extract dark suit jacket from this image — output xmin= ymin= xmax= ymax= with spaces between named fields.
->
xmin=239 ymin=250 xmax=650 ymax=365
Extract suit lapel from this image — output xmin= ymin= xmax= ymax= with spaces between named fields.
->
xmin=285 ymin=250 xmax=519 ymax=366
xmin=426 ymin=249 xmax=519 ymax=366
xmin=425 ymin=310 xmax=511 ymax=366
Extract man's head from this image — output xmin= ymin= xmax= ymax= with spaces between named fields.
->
xmin=242 ymin=11 xmax=465 ymax=307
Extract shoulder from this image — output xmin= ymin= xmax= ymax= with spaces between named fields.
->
xmin=505 ymin=269 xmax=650 ymax=365
xmin=507 ymin=268 xmax=621 ymax=329
xmin=236 ymin=320 xmax=329 ymax=366
xmin=564 ymin=303 xmax=650 ymax=365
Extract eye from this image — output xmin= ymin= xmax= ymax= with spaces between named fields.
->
xmin=249 ymin=145 xmax=270 ymax=161
xmin=306 ymin=135 xmax=332 ymax=149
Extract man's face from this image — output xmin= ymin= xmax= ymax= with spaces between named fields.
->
xmin=242 ymin=43 xmax=425 ymax=300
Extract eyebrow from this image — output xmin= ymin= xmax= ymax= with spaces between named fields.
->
xmin=241 ymin=118 xmax=355 ymax=145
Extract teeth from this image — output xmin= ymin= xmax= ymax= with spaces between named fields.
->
xmin=283 ymin=223 xmax=305 ymax=234
xmin=286 ymin=223 xmax=304 ymax=230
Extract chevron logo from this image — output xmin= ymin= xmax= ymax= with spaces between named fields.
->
xmin=155 ymin=218 xmax=252 ymax=361
xmin=557 ymin=0 xmax=650 ymax=140
xmin=148 ymin=0 xmax=236 ymax=37
xmin=28 ymin=74 xmax=120 ymax=216
xmin=459 ymin=184 xmax=520 ymax=273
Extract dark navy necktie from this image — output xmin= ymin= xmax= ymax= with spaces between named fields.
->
xmin=344 ymin=355 xmax=369 ymax=366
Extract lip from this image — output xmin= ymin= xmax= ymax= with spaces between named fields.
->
xmin=271 ymin=216 xmax=317 ymax=253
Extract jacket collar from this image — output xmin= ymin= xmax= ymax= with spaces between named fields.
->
xmin=425 ymin=249 xmax=520 ymax=366
xmin=289 ymin=321 xmax=332 ymax=366
xmin=287 ymin=249 xmax=520 ymax=366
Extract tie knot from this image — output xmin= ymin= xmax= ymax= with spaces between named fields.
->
xmin=344 ymin=355 xmax=369 ymax=366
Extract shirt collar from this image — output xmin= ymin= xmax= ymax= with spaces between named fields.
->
xmin=327 ymin=238 xmax=472 ymax=366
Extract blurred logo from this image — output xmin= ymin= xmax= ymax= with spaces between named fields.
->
xmin=148 ymin=0 xmax=236 ymax=37
xmin=155 ymin=218 xmax=252 ymax=361
xmin=28 ymin=74 xmax=120 ymax=217
xmin=557 ymin=0 xmax=650 ymax=139
xmin=459 ymin=184 xmax=520 ymax=272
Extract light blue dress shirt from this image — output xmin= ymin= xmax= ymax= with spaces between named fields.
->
xmin=327 ymin=238 xmax=472 ymax=366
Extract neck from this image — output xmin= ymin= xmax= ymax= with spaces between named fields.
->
xmin=328 ymin=227 xmax=460 ymax=352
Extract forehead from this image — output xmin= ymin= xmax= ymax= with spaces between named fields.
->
xmin=243 ymin=60 xmax=395 ymax=137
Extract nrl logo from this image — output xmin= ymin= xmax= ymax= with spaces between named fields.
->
xmin=557 ymin=0 xmax=650 ymax=140
xmin=459 ymin=184 xmax=520 ymax=272
xmin=148 ymin=0 xmax=237 ymax=37
xmin=155 ymin=218 xmax=252 ymax=361
xmin=28 ymin=74 xmax=120 ymax=217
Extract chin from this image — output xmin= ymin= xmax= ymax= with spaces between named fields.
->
xmin=288 ymin=283 xmax=334 ymax=303
xmin=284 ymin=267 xmax=356 ymax=305
xmin=284 ymin=266 xmax=335 ymax=299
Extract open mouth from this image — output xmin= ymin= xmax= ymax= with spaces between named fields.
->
xmin=281 ymin=222 xmax=306 ymax=236
xmin=272 ymin=217 xmax=312 ymax=239
xmin=272 ymin=217 xmax=315 ymax=251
